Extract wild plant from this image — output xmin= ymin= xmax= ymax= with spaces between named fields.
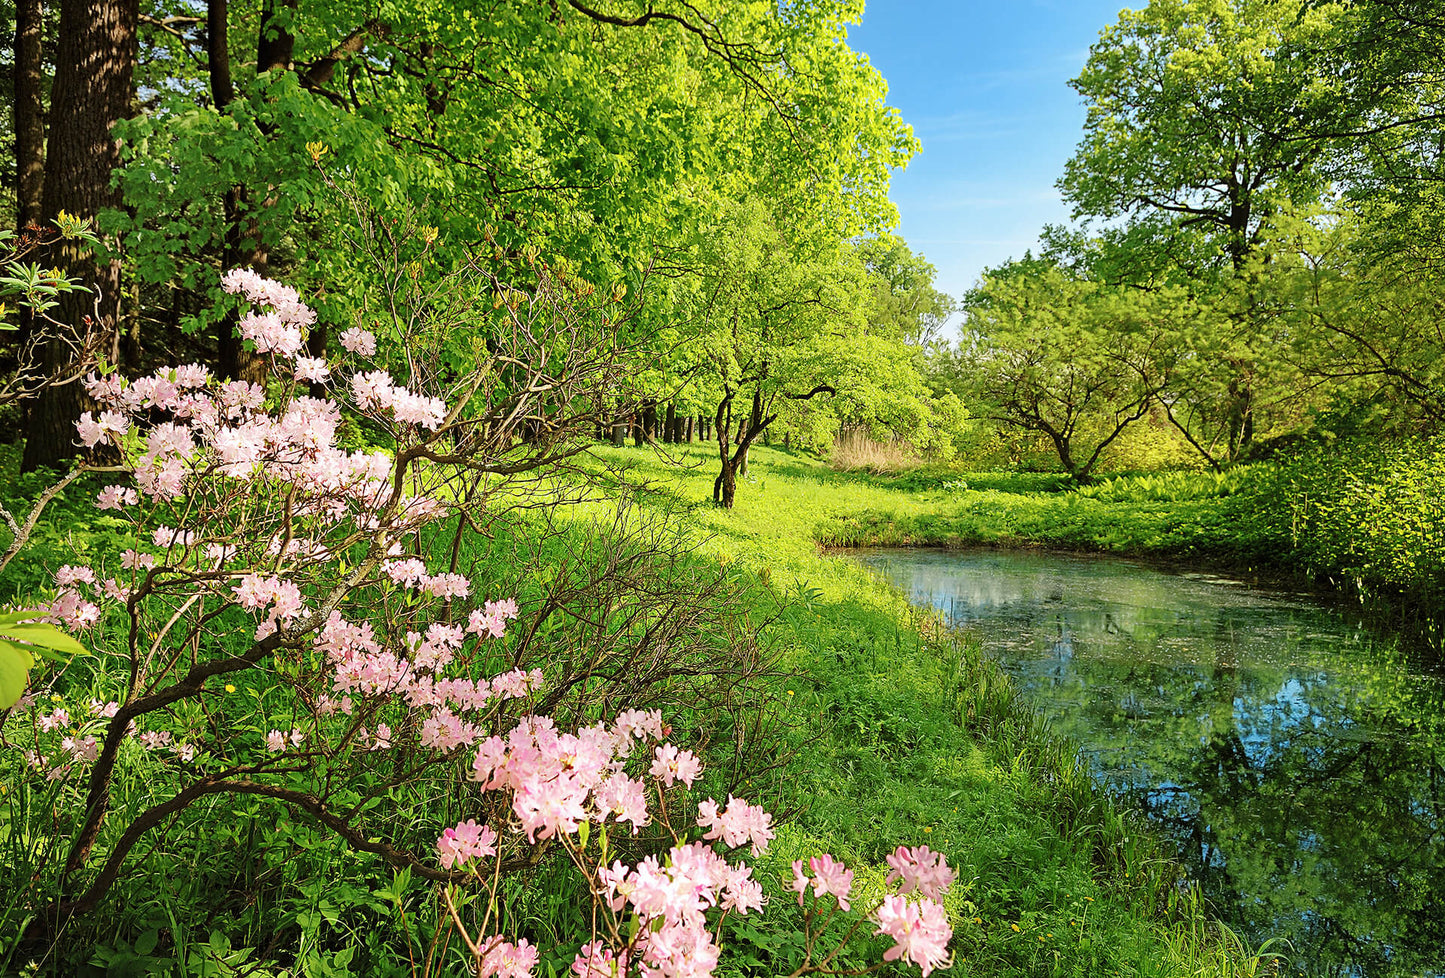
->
xmin=0 ymin=268 xmax=954 ymax=976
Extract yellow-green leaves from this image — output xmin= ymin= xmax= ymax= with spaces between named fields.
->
xmin=0 ymin=611 xmax=88 ymax=708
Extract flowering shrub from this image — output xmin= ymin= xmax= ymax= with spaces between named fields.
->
xmin=434 ymin=704 xmax=953 ymax=978
xmin=0 ymin=270 xmax=952 ymax=974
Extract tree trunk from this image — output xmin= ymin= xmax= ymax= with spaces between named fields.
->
xmin=738 ymin=388 xmax=762 ymax=478
xmin=714 ymin=391 xmax=776 ymax=510
xmin=663 ymin=402 xmax=676 ymax=444
xmin=21 ymin=0 xmax=137 ymax=473
xmin=686 ymin=415 xmax=694 ymax=443
xmin=13 ymin=0 xmax=46 ymax=232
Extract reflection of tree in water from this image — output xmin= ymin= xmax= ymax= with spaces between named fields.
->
xmin=864 ymin=548 xmax=1445 ymax=977
xmin=1124 ymin=667 xmax=1445 ymax=978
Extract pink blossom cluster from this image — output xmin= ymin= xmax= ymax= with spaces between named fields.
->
xmin=26 ymin=274 xmax=957 ymax=978
xmin=79 ymin=363 xmax=396 ymax=510
xmin=72 ymin=270 xmax=452 ymax=548
xmin=696 ymin=796 xmax=774 ymax=855
xmin=380 ymin=558 xmax=484 ymax=604
xmin=587 ymin=841 xmax=765 ymax=978
xmin=477 ymin=938 xmax=538 ymax=978
xmin=222 ymin=268 xmax=316 ymax=359
xmin=874 ymin=895 xmax=953 ymax=976
xmin=43 ymin=574 xmax=101 ymax=630
xmin=426 ymin=704 xmax=821 ymax=978
xmin=339 ymin=326 xmax=377 ymax=356
xmin=437 ymin=818 xmax=498 ymax=869
xmin=266 ymin=729 xmax=305 ymax=752
xmin=466 ymin=712 xmax=693 ymax=842
xmin=885 ymin=844 xmax=956 ymax=900
xmin=790 ymin=854 xmax=854 ymax=910
xmin=234 ymin=574 xmax=306 ymax=640
xmin=351 ymin=370 xmax=447 ymax=429
xmin=12 ymin=697 xmax=125 ymax=781
xmin=317 ymin=608 xmax=539 ymax=715
xmin=782 ymin=846 xmax=955 ymax=976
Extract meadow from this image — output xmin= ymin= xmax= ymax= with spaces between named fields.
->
xmin=0 ymin=437 xmax=1281 ymax=977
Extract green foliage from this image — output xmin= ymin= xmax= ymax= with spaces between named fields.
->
xmin=0 ymin=611 xmax=87 ymax=708
xmin=951 ymin=258 xmax=1204 ymax=480
xmin=1 ymin=437 xmax=1260 ymax=976
xmin=1272 ymin=436 xmax=1445 ymax=602
xmin=1060 ymin=0 xmax=1348 ymax=264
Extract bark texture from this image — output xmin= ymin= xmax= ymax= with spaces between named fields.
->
xmin=22 ymin=0 xmax=137 ymax=472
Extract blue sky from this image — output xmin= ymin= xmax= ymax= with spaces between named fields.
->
xmin=848 ymin=1 xmax=1129 ymax=309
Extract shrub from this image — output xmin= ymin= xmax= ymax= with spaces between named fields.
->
xmin=0 ymin=270 xmax=955 ymax=976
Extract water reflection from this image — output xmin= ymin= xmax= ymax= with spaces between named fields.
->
xmin=858 ymin=548 xmax=1445 ymax=978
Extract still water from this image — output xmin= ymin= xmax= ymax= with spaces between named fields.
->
xmin=858 ymin=547 xmax=1445 ymax=978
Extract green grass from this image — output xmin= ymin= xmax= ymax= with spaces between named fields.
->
xmin=573 ymin=441 xmax=1270 ymax=976
xmin=0 ymin=439 xmax=1276 ymax=976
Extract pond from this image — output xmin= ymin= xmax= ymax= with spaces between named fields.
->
xmin=857 ymin=547 xmax=1445 ymax=978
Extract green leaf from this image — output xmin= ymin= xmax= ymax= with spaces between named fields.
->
xmin=0 ymin=621 xmax=89 ymax=658
xmin=0 ymin=641 xmax=35 ymax=709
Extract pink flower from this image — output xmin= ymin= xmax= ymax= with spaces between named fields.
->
xmin=120 ymin=550 xmax=156 ymax=570
xmin=721 ymin=866 xmax=766 ymax=914
xmin=421 ymin=573 xmax=470 ymax=600
xmin=486 ymin=597 xmax=519 ymax=620
xmin=265 ymin=729 xmax=303 ymax=752
xmin=885 ymin=845 xmax=955 ymax=900
xmin=75 ymin=410 xmax=128 ymax=448
xmin=481 ymin=938 xmax=537 ymax=978
xmin=572 ymin=943 xmax=626 ymax=978
xmin=96 ymin=485 xmax=139 ymax=510
xmin=39 ymin=708 xmax=70 ymax=732
xmin=239 ymin=310 xmax=303 ymax=357
xmin=139 ymin=729 xmax=172 ymax=749
xmin=651 ymin=743 xmax=702 ymax=788
xmin=697 ymin=796 xmax=773 ymax=855
xmin=351 ymin=370 xmax=395 ymax=411
xmin=55 ymin=565 xmax=95 ymax=587
xmin=436 ymin=818 xmax=498 ymax=869
xmin=614 ymin=708 xmax=665 ymax=742
xmin=467 ymin=609 xmax=507 ymax=639
xmin=512 ymin=773 xmax=590 ymax=842
xmin=293 ymin=356 xmax=331 ymax=384
xmin=339 ymin=327 xmax=376 ymax=356
xmin=873 ymin=895 xmax=952 ymax=976
xmin=808 ymin=853 xmax=854 ymax=910
xmin=595 ymin=774 xmax=650 ymax=831
xmin=790 ymin=859 xmax=811 ymax=906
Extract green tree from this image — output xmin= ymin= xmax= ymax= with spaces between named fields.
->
xmin=1058 ymin=0 xmax=1367 ymax=460
xmin=958 ymin=258 xmax=1195 ymax=482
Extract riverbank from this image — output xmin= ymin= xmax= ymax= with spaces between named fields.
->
xmin=0 ymin=440 xmax=1266 ymax=976
xmin=584 ymin=441 xmax=1273 ymax=975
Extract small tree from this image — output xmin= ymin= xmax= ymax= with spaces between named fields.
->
xmin=959 ymin=259 xmax=1192 ymax=482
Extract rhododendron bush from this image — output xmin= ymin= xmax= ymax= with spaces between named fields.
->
xmin=0 ymin=271 xmax=952 ymax=975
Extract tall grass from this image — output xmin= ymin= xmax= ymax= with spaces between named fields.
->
xmin=829 ymin=428 xmax=919 ymax=473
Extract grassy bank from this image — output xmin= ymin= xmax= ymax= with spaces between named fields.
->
xmin=0 ymin=440 xmax=1269 ymax=976
xmin=582 ymin=441 xmax=1269 ymax=976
